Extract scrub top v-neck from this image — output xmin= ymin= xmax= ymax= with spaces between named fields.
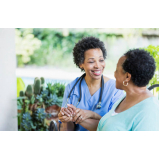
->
xmin=62 ymin=77 xmax=124 ymax=131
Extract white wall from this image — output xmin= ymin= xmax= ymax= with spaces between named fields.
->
xmin=0 ymin=28 xmax=17 ymax=131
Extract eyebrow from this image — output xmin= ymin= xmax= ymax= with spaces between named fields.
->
xmin=88 ymin=56 xmax=103 ymax=60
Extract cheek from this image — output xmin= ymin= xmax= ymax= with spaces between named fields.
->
xmin=102 ymin=62 xmax=105 ymax=68
xmin=84 ymin=64 xmax=92 ymax=71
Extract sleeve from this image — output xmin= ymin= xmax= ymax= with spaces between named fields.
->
xmin=108 ymin=89 xmax=125 ymax=112
xmin=131 ymin=109 xmax=159 ymax=131
xmin=61 ymin=84 xmax=72 ymax=108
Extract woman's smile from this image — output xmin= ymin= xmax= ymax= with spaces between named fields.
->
xmin=91 ymin=70 xmax=102 ymax=76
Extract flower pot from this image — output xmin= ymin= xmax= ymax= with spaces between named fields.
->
xmin=45 ymin=104 xmax=61 ymax=120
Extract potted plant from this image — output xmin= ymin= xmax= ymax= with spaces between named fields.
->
xmin=37 ymin=82 xmax=65 ymax=129
xmin=44 ymin=82 xmax=65 ymax=117
xmin=17 ymin=77 xmax=65 ymax=131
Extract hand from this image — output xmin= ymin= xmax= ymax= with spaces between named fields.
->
xmin=58 ymin=107 xmax=73 ymax=123
xmin=60 ymin=107 xmax=74 ymax=117
xmin=67 ymin=104 xmax=90 ymax=124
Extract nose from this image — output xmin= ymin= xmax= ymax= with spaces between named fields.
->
xmin=94 ymin=61 xmax=100 ymax=68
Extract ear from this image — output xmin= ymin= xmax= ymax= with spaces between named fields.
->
xmin=125 ymin=72 xmax=131 ymax=82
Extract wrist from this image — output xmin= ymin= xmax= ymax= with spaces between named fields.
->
xmin=86 ymin=110 xmax=94 ymax=119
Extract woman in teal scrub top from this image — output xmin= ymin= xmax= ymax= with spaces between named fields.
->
xmin=58 ymin=37 xmax=124 ymax=131
xmin=97 ymin=49 xmax=159 ymax=131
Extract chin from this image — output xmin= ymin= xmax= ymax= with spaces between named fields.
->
xmin=91 ymin=73 xmax=102 ymax=80
xmin=115 ymin=83 xmax=119 ymax=89
xmin=89 ymin=70 xmax=104 ymax=80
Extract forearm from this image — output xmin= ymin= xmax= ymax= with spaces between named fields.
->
xmin=79 ymin=118 xmax=100 ymax=131
xmin=87 ymin=110 xmax=102 ymax=120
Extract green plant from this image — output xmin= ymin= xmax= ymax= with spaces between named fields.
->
xmin=144 ymin=45 xmax=159 ymax=92
xmin=17 ymin=77 xmax=65 ymax=131
xmin=45 ymin=94 xmax=63 ymax=108
xmin=41 ymin=82 xmax=65 ymax=108
xmin=25 ymin=77 xmax=45 ymax=98
xmin=17 ymin=77 xmax=50 ymax=131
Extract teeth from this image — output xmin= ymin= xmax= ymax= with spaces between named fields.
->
xmin=94 ymin=71 xmax=100 ymax=73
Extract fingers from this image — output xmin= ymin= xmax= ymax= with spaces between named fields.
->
xmin=65 ymin=108 xmax=72 ymax=116
xmin=75 ymin=108 xmax=80 ymax=114
xmin=75 ymin=115 xmax=83 ymax=124
xmin=60 ymin=107 xmax=65 ymax=116
xmin=72 ymin=110 xmax=81 ymax=122
xmin=61 ymin=107 xmax=71 ymax=117
xmin=67 ymin=107 xmax=74 ymax=115
xmin=67 ymin=104 xmax=77 ymax=113
xmin=59 ymin=115 xmax=72 ymax=123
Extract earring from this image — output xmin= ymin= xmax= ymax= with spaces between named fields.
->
xmin=123 ymin=81 xmax=128 ymax=86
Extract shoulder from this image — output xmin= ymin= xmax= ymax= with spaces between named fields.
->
xmin=65 ymin=77 xmax=80 ymax=93
xmin=103 ymin=76 xmax=115 ymax=87
xmin=104 ymin=77 xmax=124 ymax=95
xmin=103 ymin=76 xmax=110 ymax=84
xmin=68 ymin=77 xmax=79 ymax=87
xmin=132 ymin=97 xmax=159 ymax=131
xmin=133 ymin=97 xmax=159 ymax=122
xmin=138 ymin=97 xmax=159 ymax=113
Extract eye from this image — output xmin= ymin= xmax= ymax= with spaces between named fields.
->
xmin=100 ymin=59 xmax=104 ymax=62
xmin=88 ymin=61 xmax=94 ymax=63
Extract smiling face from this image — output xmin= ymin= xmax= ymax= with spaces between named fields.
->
xmin=114 ymin=56 xmax=127 ymax=89
xmin=79 ymin=48 xmax=105 ymax=80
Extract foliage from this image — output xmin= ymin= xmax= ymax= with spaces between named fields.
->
xmin=41 ymin=82 xmax=65 ymax=107
xmin=44 ymin=94 xmax=63 ymax=108
xmin=16 ymin=28 xmax=118 ymax=67
xmin=15 ymin=28 xmax=41 ymax=67
xmin=17 ymin=77 xmax=65 ymax=131
xmin=16 ymin=28 xmax=159 ymax=73
xmin=144 ymin=45 xmax=159 ymax=92
xmin=46 ymin=82 xmax=65 ymax=97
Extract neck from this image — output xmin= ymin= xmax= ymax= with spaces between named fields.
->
xmin=84 ymin=74 xmax=101 ymax=88
xmin=124 ymin=85 xmax=151 ymax=100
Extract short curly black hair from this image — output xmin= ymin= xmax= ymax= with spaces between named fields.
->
xmin=122 ymin=49 xmax=156 ymax=87
xmin=73 ymin=36 xmax=107 ymax=71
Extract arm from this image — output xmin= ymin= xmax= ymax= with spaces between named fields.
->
xmin=78 ymin=118 xmax=100 ymax=131
xmin=67 ymin=104 xmax=102 ymax=131
xmin=67 ymin=104 xmax=101 ymax=121
xmin=89 ymin=110 xmax=102 ymax=120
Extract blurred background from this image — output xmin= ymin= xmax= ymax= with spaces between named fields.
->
xmin=16 ymin=28 xmax=159 ymax=87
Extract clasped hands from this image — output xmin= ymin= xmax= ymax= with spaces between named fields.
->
xmin=58 ymin=104 xmax=88 ymax=124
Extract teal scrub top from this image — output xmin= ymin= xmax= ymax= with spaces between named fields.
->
xmin=97 ymin=95 xmax=159 ymax=131
xmin=62 ymin=77 xmax=124 ymax=131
